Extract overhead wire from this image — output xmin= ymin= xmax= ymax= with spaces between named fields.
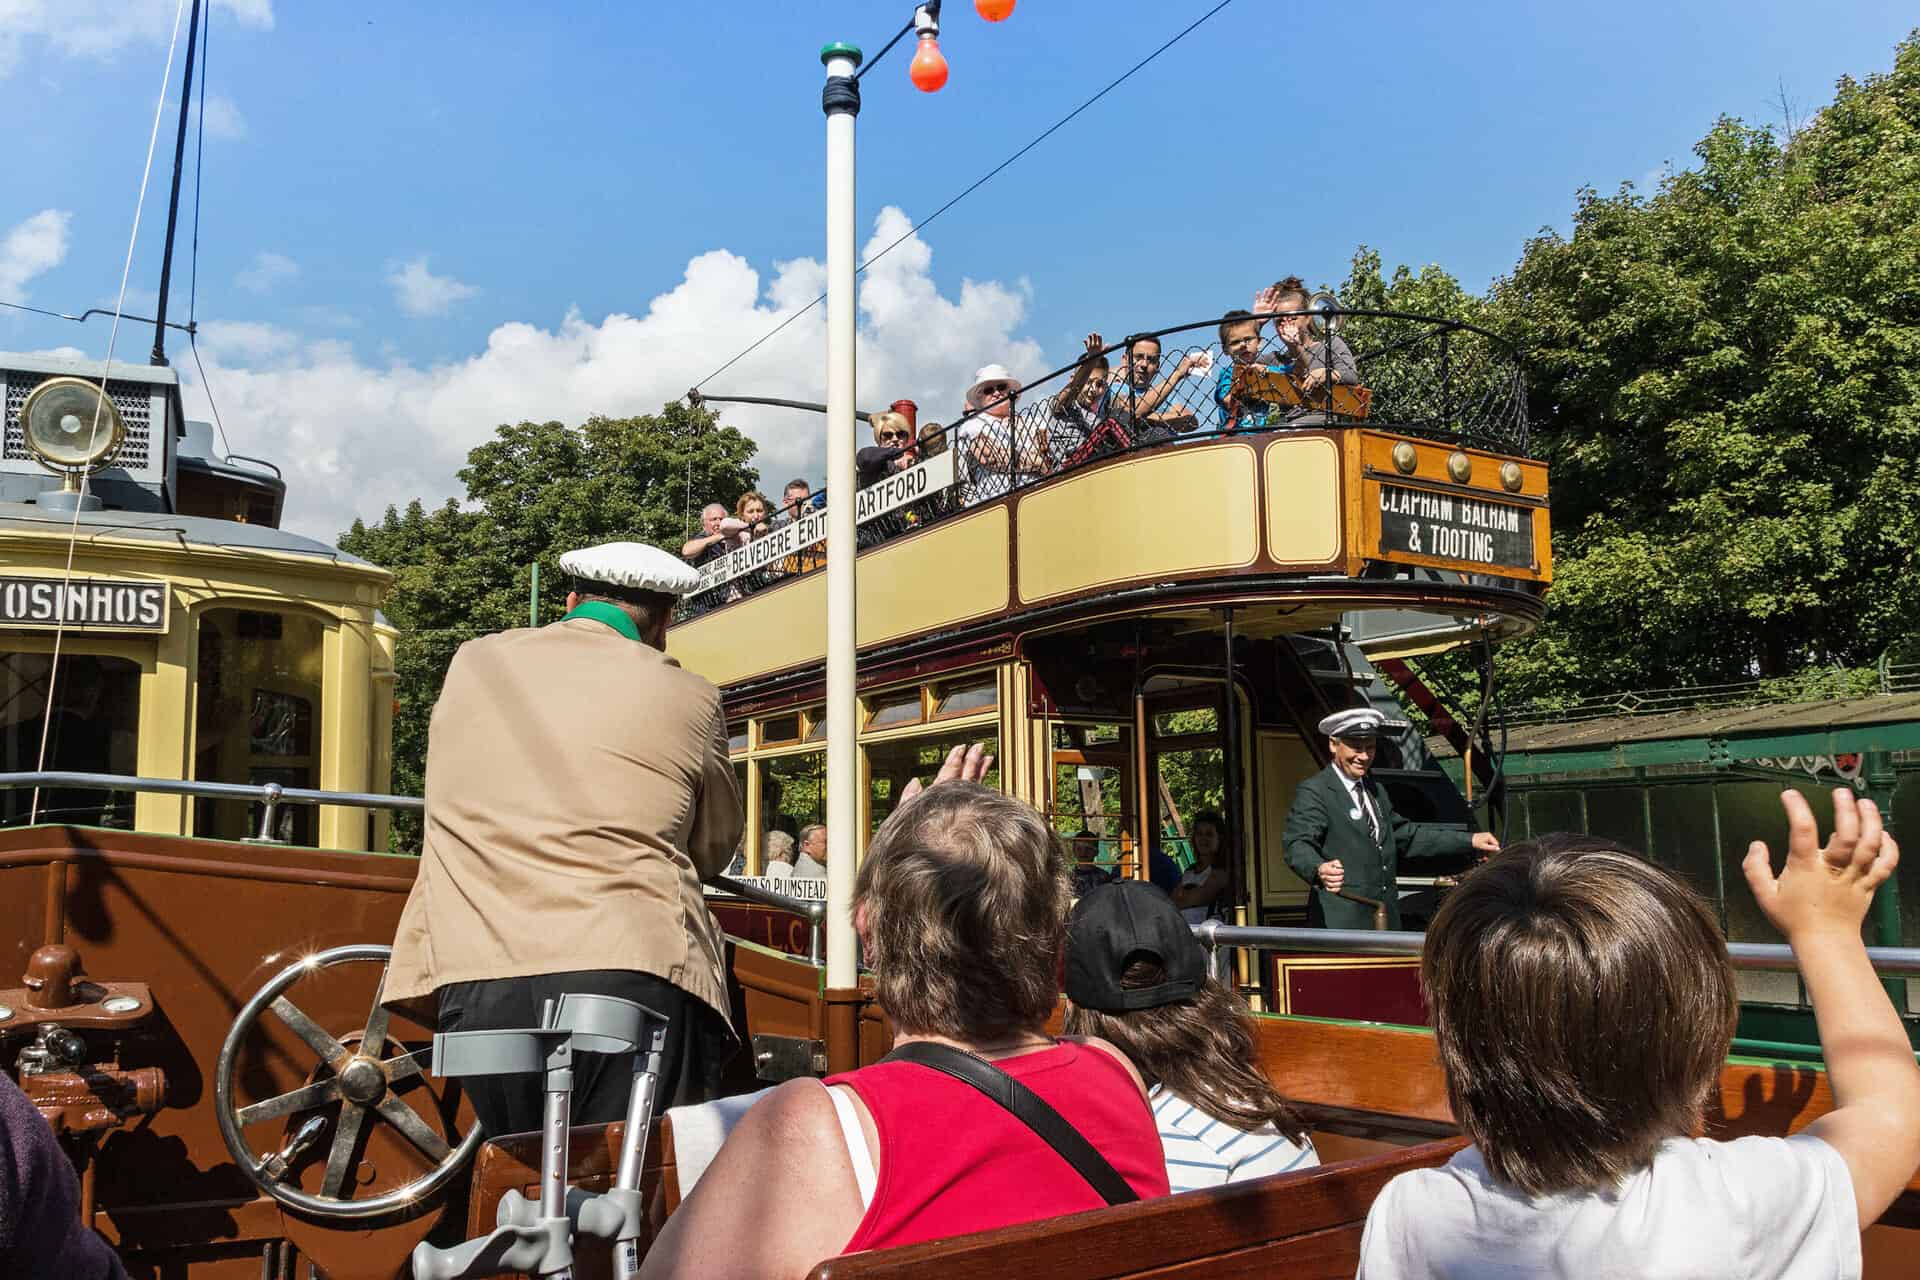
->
xmin=30 ymin=0 xmax=193 ymax=822
xmin=690 ymin=0 xmax=1235 ymax=393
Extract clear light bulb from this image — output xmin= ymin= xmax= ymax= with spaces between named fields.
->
xmin=976 ymin=0 xmax=1015 ymax=19
xmin=909 ymin=32 xmax=948 ymax=92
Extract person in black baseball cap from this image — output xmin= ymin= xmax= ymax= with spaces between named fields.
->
xmin=1064 ymin=881 xmax=1318 ymax=1191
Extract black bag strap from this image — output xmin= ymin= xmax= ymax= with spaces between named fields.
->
xmin=880 ymin=1040 xmax=1139 ymax=1206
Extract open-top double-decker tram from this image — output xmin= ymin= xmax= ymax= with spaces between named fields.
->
xmin=6 ymin=302 xmax=1919 ymax=1277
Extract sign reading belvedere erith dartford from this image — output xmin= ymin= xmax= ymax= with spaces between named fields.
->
xmin=1377 ymin=485 xmax=1533 ymax=571
xmin=0 ymin=576 xmax=169 ymax=632
xmin=696 ymin=450 xmax=957 ymax=594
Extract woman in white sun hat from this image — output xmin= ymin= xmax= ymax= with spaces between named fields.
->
xmin=955 ymin=363 xmax=1049 ymax=505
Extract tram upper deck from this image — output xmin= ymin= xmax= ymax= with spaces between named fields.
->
xmin=669 ymin=311 xmax=1551 ymax=699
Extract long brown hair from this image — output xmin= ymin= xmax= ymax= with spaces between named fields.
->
xmin=1064 ymin=961 xmax=1307 ymax=1143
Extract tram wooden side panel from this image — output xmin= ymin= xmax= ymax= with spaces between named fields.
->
xmin=0 ymin=826 xmax=421 ymax=1273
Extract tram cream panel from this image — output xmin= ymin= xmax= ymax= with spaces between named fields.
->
xmin=1015 ymin=443 xmax=1260 ymax=604
xmin=668 ymin=507 xmax=1012 ymax=689
xmin=1263 ymin=435 xmax=1343 ymax=566
xmin=1259 ymin=729 xmax=1320 ymax=913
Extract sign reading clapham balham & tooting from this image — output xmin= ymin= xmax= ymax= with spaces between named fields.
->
xmin=0 ymin=576 xmax=169 ymax=632
xmin=1377 ymin=485 xmax=1534 ymax=571
xmin=695 ymin=449 xmax=957 ymax=595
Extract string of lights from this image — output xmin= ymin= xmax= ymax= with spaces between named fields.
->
xmin=690 ymin=0 xmax=1234 ymax=393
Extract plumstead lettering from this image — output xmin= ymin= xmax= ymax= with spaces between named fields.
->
xmin=0 ymin=576 xmax=169 ymax=632
xmin=1376 ymin=484 xmax=1533 ymax=570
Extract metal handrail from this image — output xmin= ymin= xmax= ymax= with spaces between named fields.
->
xmin=1190 ymin=920 xmax=1920 ymax=979
xmin=0 ymin=770 xmax=422 ymax=844
xmin=710 ymin=875 xmax=826 ymax=965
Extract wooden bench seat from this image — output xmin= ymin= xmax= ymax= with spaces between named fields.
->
xmin=805 ymin=1138 xmax=1468 ymax=1280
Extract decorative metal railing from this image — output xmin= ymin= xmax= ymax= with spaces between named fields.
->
xmin=678 ymin=307 xmax=1531 ymax=619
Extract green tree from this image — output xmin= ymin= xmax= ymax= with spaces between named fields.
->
xmin=1480 ymin=32 xmax=1920 ymax=701
xmin=341 ymin=403 xmax=758 ymax=848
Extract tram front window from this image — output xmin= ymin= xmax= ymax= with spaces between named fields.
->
xmin=193 ymin=608 xmax=325 ymax=845
xmin=0 ymin=654 xmax=139 ymax=828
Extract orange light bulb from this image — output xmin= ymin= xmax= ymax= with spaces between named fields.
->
xmin=909 ymin=33 xmax=948 ymax=92
xmin=975 ymin=0 xmax=1015 ymax=19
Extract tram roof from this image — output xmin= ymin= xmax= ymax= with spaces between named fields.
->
xmin=1428 ymin=691 xmax=1920 ymax=760
xmin=0 ymin=501 xmax=375 ymax=566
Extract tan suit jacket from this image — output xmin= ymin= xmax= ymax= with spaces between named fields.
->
xmin=384 ymin=617 xmax=743 ymax=1030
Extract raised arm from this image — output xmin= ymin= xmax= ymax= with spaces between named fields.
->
xmin=1051 ymin=332 xmax=1104 ymax=417
xmin=1747 ymin=788 xmax=1920 ymax=1229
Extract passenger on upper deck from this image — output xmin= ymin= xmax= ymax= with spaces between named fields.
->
xmin=1107 ymin=332 xmax=1206 ymax=442
xmin=680 ymin=502 xmax=731 ymax=566
xmin=730 ymin=491 xmax=772 ymax=543
xmin=856 ymin=411 xmax=917 ymax=490
xmin=1063 ymin=881 xmax=1318 ymax=1191
xmin=775 ymin=478 xmax=825 ymax=576
xmin=1361 ymin=792 xmax=1920 ymax=1279
xmin=640 ymin=746 xmax=1168 ymax=1280
xmin=1043 ymin=333 xmax=1114 ymax=467
xmin=1213 ymin=310 xmax=1281 ymax=432
xmin=1254 ymin=275 xmax=1359 ymax=416
xmin=383 ymin=541 xmax=742 ymax=1136
xmin=955 ymin=364 xmax=1049 ymax=505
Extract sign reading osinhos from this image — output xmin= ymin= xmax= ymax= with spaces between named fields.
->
xmin=0 ymin=576 xmax=169 ymax=632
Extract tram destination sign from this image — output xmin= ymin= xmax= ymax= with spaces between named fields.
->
xmin=695 ymin=449 xmax=957 ymax=595
xmin=0 ymin=576 xmax=169 ymax=632
xmin=1376 ymin=485 xmax=1534 ymax=571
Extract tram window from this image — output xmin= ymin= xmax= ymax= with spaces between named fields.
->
xmin=0 ymin=654 xmax=140 ymax=829
xmin=804 ymin=708 xmax=828 ymax=742
xmin=1647 ymin=784 xmax=1721 ymax=910
xmin=759 ymin=715 xmax=801 ymax=747
xmin=1152 ymin=707 xmax=1218 ymax=737
xmin=727 ymin=724 xmax=749 ymax=754
xmin=865 ymin=692 xmax=924 ymax=730
xmin=1156 ymin=747 xmax=1225 ymax=852
xmin=931 ymin=679 xmax=997 ymax=719
xmin=867 ymin=732 xmax=1001 ymax=836
xmin=192 ymin=608 xmax=325 ymax=846
xmin=1526 ymin=789 xmax=1584 ymax=836
xmin=760 ymin=752 xmax=825 ymax=851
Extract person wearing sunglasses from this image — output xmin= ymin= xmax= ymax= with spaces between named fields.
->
xmin=856 ymin=410 xmax=918 ymax=490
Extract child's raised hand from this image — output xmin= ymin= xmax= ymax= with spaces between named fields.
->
xmin=1742 ymin=788 xmax=1899 ymax=941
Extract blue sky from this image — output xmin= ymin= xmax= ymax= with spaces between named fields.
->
xmin=2 ymin=1 xmax=1913 ymax=536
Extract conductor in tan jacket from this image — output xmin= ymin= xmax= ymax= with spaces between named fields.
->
xmin=384 ymin=540 xmax=743 ymax=1135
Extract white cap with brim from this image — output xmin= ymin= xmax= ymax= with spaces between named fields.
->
xmin=559 ymin=541 xmax=701 ymax=598
xmin=1318 ymin=707 xmax=1408 ymax=739
xmin=965 ymin=364 xmax=1021 ymax=409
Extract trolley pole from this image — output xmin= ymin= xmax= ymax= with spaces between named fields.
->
xmin=821 ymin=43 xmax=864 ymax=1030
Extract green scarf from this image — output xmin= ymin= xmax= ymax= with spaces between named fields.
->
xmin=560 ymin=599 xmax=642 ymax=643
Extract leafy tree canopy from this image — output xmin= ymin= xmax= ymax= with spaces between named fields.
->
xmin=1477 ymin=31 xmax=1920 ymax=699
xmin=340 ymin=404 xmax=756 ymax=846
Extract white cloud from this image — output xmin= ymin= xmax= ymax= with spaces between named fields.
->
xmin=0 ymin=209 xmax=71 ymax=302
xmin=0 ymin=1 xmax=273 ymax=79
xmin=236 ymin=250 xmax=297 ymax=293
xmin=202 ymin=93 xmax=246 ymax=139
xmin=179 ymin=206 xmax=1046 ymax=540
xmin=388 ymin=257 xmax=479 ymax=317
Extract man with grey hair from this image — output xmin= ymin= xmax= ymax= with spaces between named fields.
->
xmin=681 ymin=502 xmax=731 ymax=566
xmin=791 ymin=823 xmax=827 ymax=880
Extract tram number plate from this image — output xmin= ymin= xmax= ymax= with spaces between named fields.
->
xmin=1377 ymin=485 xmax=1533 ymax=570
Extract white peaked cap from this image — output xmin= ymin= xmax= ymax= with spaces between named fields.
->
xmin=558 ymin=541 xmax=701 ymax=598
xmin=1318 ymin=707 xmax=1406 ymax=738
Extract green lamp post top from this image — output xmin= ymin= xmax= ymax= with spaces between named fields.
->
xmin=819 ymin=42 xmax=864 ymax=68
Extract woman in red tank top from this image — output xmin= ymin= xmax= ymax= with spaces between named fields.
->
xmin=642 ymin=747 xmax=1168 ymax=1280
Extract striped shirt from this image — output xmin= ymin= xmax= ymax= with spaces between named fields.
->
xmin=1150 ymin=1084 xmax=1319 ymax=1192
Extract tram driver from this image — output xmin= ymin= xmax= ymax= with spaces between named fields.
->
xmin=1282 ymin=707 xmax=1499 ymax=930
xmin=382 ymin=540 xmax=742 ymax=1136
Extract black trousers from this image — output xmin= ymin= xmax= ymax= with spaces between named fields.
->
xmin=437 ymin=969 xmax=733 ymax=1138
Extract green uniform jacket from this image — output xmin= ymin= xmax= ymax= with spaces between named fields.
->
xmin=1282 ymin=764 xmax=1474 ymax=931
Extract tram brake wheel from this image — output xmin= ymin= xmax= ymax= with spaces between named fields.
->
xmin=214 ymin=944 xmax=481 ymax=1220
